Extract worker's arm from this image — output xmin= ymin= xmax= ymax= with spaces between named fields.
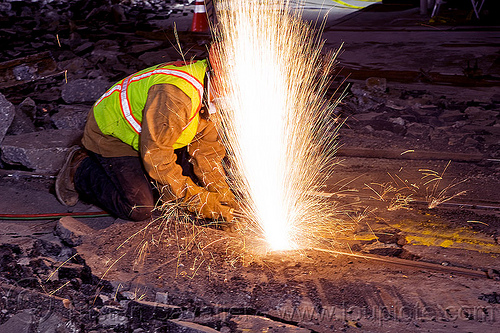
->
xmin=139 ymin=85 xmax=234 ymax=222
xmin=140 ymin=84 xmax=191 ymax=200
xmin=188 ymin=118 xmax=237 ymax=208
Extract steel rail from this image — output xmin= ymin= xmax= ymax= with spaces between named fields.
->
xmin=312 ymin=247 xmax=490 ymax=279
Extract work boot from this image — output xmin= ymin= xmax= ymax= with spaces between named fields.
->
xmin=55 ymin=146 xmax=88 ymax=206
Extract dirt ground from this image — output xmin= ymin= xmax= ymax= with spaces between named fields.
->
xmin=0 ymin=1 xmax=499 ymax=332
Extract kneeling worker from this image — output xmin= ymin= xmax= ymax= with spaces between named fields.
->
xmin=55 ymin=59 xmax=237 ymax=223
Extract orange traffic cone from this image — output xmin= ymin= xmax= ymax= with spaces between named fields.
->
xmin=190 ymin=0 xmax=209 ymax=32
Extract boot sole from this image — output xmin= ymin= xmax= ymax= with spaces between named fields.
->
xmin=55 ymin=146 xmax=81 ymax=206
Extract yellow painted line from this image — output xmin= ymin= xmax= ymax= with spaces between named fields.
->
xmin=330 ymin=0 xmax=364 ymax=9
xmin=337 ymin=212 xmax=499 ymax=254
xmin=405 ymin=235 xmax=500 ymax=252
xmin=336 ymin=234 xmax=379 ymax=241
xmin=353 ymin=235 xmax=379 ymax=241
xmin=391 ymin=219 xmax=500 ymax=254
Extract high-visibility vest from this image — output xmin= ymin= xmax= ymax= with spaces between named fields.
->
xmin=93 ymin=59 xmax=208 ymax=151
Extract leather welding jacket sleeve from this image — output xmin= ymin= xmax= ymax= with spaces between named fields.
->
xmin=188 ymin=119 xmax=229 ymax=194
xmin=140 ymin=84 xmax=197 ymax=200
xmin=140 ymin=84 xmax=230 ymax=201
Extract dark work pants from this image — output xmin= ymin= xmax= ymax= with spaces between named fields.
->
xmin=74 ymin=147 xmax=198 ymax=221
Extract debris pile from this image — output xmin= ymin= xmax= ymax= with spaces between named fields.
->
xmin=337 ymin=79 xmax=500 ymax=159
xmin=0 ymin=217 xmax=290 ymax=333
xmin=0 ymin=1 xmax=498 ymax=174
xmin=0 ymin=0 xmax=208 ymax=173
xmin=0 ymin=237 xmax=313 ymax=332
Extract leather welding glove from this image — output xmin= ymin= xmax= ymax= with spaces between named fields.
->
xmin=206 ymin=183 xmax=238 ymax=209
xmin=183 ymin=178 xmax=234 ymax=222
xmin=219 ymin=188 xmax=238 ymax=209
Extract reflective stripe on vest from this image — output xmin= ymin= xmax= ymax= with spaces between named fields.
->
xmin=93 ymin=60 xmax=207 ymax=151
xmin=117 ymin=68 xmax=204 ymax=134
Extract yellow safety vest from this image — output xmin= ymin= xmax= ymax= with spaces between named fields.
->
xmin=93 ymin=60 xmax=208 ymax=150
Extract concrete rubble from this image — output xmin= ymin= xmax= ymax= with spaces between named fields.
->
xmin=1 ymin=129 xmax=82 ymax=173
xmin=55 ymin=216 xmax=95 ymax=247
xmin=0 ymin=222 xmax=319 ymax=332
xmin=51 ymin=104 xmax=90 ymax=130
xmin=0 ymin=92 xmax=15 ymax=144
xmin=61 ymin=79 xmax=110 ymax=104
xmin=0 ymin=309 xmax=35 ymax=333
xmin=7 ymin=97 xmax=37 ymax=135
xmin=0 ymin=0 xmax=209 ymax=174
xmin=0 ymin=1 xmax=496 ymax=174
xmin=163 ymin=320 xmax=221 ymax=333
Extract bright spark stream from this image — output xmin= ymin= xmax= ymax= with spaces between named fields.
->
xmin=211 ymin=0 xmax=342 ymax=251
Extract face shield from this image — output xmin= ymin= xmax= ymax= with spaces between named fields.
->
xmin=206 ymin=70 xmax=218 ymax=115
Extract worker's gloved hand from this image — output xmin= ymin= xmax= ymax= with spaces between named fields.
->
xmin=183 ymin=178 xmax=234 ymax=222
xmin=188 ymin=191 xmax=234 ymax=222
xmin=206 ymin=183 xmax=238 ymax=209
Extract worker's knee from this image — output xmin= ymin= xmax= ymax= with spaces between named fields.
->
xmin=124 ymin=186 xmax=155 ymax=221
xmin=128 ymin=205 xmax=153 ymax=222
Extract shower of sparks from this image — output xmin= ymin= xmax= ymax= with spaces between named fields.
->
xmin=211 ymin=0 xmax=343 ymax=251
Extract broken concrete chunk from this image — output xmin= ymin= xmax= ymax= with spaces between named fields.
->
xmin=389 ymin=117 xmax=405 ymax=126
xmin=365 ymin=77 xmax=387 ymax=93
xmin=29 ymin=238 xmax=63 ymax=258
xmin=370 ymin=119 xmax=406 ymax=135
xmin=405 ymin=123 xmax=430 ymax=139
xmin=13 ymin=64 xmax=37 ymax=81
xmin=0 ymin=309 xmax=35 ymax=333
xmin=58 ymin=57 xmax=90 ymax=78
xmin=55 ymin=216 xmax=94 ymax=247
xmin=38 ymin=312 xmax=72 ymax=333
xmin=164 ymin=320 xmax=219 ymax=333
xmin=126 ymin=300 xmax=182 ymax=322
xmin=352 ymin=112 xmax=383 ymax=122
xmin=57 ymin=262 xmax=92 ymax=282
xmin=87 ymin=49 xmax=121 ymax=66
xmin=132 ymin=329 xmax=146 ymax=333
xmin=111 ymin=4 xmax=127 ymax=23
xmin=0 ymin=129 xmax=82 ymax=173
xmin=464 ymin=106 xmax=499 ymax=121
xmin=155 ymin=292 xmax=169 ymax=304
xmin=7 ymin=107 xmax=36 ymax=135
xmin=18 ymin=97 xmax=37 ymax=119
xmin=73 ymin=42 xmax=94 ymax=55
xmin=99 ymin=313 xmax=129 ymax=329
xmin=129 ymin=41 xmax=163 ymax=54
xmin=61 ymin=79 xmax=110 ymax=104
xmin=0 ymin=2 xmax=12 ymax=12
xmin=52 ymin=104 xmax=90 ymax=130
xmin=34 ymin=86 xmax=62 ymax=102
xmin=438 ymin=109 xmax=466 ymax=123
xmin=0 ymin=93 xmax=15 ymax=144
xmin=231 ymin=315 xmax=311 ymax=332
xmin=120 ymin=291 xmax=137 ymax=300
